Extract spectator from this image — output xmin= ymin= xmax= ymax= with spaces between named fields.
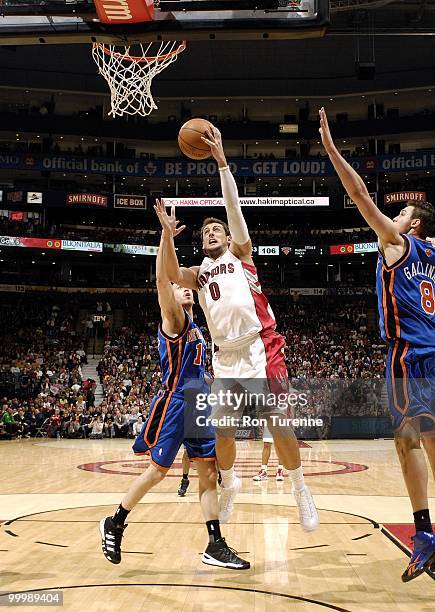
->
xmin=132 ymin=415 xmax=144 ymax=437
xmin=103 ymin=416 xmax=115 ymax=439
xmin=1 ymin=405 xmax=18 ymax=437
xmin=89 ymin=416 xmax=104 ymax=439
xmin=113 ymin=409 xmax=128 ymax=438
xmin=48 ymin=408 xmax=62 ymax=438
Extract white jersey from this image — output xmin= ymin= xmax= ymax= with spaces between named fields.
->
xmin=197 ymin=249 xmax=277 ymax=349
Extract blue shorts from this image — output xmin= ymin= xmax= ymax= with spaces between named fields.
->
xmin=386 ymin=341 xmax=435 ymax=434
xmin=132 ymin=390 xmax=216 ymax=471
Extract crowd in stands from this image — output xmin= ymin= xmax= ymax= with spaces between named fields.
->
xmin=0 ymin=297 xmax=92 ymax=439
xmin=0 ymin=294 xmax=389 ymax=442
xmin=96 ymin=304 xmax=161 ymax=422
xmin=278 ymin=298 xmax=387 ymax=437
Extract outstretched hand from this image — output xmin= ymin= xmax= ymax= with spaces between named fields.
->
xmin=154 ymin=200 xmax=186 ymax=237
xmin=201 ymin=125 xmax=226 ymax=165
xmin=318 ymin=107 xmax=335 ymax=152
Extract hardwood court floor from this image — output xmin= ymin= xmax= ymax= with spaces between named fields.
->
xmin=0 ymin=438 xmax=434 ymax=611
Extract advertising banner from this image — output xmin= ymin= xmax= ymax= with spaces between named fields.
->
xmin=330 ymin=242 xmax=378 ymax=255
xmin=109 ymin=244 xmax=159 ymax=255
xmin=0 ymin=236 xmax=101 ymax=252
xmin=62 ymin=240 xmax=103 ymax=252
xmin=114 ymin=194 xmax=147 ymax=210
xmin=330 ymin=244 xmax=355 ymax=255
xmin=344 ymin=192 xmax=377 ymax=209
xmin=66 ymin=193 xmax=108 ymax=208
xmin=354 ymin=242 xmax=378 ymax=254
xmin=0 ymin=150 xmax=435 ymax=178
xmin=1 ymin=150 xmax=435 ymax=178
xmin=162 ymin=197 xmax=329 ymax=207
xmin=27 ymin=192 xmax=43 ymax=204
xmin=384 ymin=191 xmax=427 ymax=205
xmin=0 ymin=236 xmax=62 ymax=249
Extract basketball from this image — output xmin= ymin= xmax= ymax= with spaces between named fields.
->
xmin=178 ymin=118 xmax=214 ymax=160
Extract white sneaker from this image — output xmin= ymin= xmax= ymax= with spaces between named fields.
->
xmin=253 ymin=469 xmax=268 ymax=481
xmin=293 ymin=485 xmax=319 ymax=532
xmin=275 ymin=468 xmax=284 ymax=482
xmin=219 ymin=476 xmax=242 ymax=524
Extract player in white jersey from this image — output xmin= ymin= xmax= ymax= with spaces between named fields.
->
xmin=155 ymin=127 xmax=318 ymax=531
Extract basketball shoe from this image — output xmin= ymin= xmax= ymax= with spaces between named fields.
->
xmin=100 ymin=516 xmax=127 ymax=564
xmin=202 ymin=538 xmax=250 ymax=570
xmin=252 ymin=468 xmax=267 ymax=481
xmin=275 ymin=468 xmax=284 ymax=482
xmin=219 ymin=476 xmax=242 ymax=523
xmin=401 ymin=531 xmax=435 ymax=582
xmin=178 ymin=476 xmax=190 ymax=497
xmin=293 ymin=485 xmax=319 ymax=532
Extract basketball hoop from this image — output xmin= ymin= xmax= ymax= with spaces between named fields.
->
xmin=92 ymin=41 xmax=187 ymax=118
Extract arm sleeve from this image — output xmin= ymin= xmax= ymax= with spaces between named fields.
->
xmin=219 ymin=166 xmax=250 ymax=245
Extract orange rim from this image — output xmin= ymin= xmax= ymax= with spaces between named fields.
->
xmin=93 ymin=41 xmax=187 ymax=63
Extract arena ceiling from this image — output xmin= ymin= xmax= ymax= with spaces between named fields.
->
xmin=0 ymin=1 xmax=434 ymax=99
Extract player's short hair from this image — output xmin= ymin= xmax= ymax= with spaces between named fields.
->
xmin=409 ymin=201 xmax=435 ymax=238
xmin=201 ymin=217 xmax=230 ymax=238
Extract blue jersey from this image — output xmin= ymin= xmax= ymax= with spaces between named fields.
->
xmin=157 ymin=311 xmax=208 ymax=397
xmin=376 ymin=234 xmax=435 ymax=347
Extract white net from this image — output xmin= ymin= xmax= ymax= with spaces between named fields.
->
xmin=92 ymin=41 xmax=186 ymax=118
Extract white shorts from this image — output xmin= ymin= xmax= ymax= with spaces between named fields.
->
xmin=262 ymin=424 xmax=273 ymax=443
xmin=211 ymin=330 xmax=289 ymax=422
xmin=212 ymin=330 xmax=287 ymax=381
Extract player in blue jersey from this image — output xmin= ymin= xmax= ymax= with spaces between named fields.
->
xmin=320 ymin=107 xmax=435 ymax=582
xmin=100 ymin=213 xmax=249 ymax=570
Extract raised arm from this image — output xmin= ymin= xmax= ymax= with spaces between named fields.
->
xmin=154 ymin=200 xmax=199 ymax=290
xmin=319 ymin=107 xmax=403 ymax=248
xmin=155 ymin=229 xmax=185 ymax=335
xmin=202 ymin=127 xmax=253 ymax=261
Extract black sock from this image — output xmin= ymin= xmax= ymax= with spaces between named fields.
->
xmin=413 ymin=509 xmax=433 ymax=533
xmin=183 ymin=473 xmax=189 ymax=480
xmin=206 ymin=520 xmax=222 ymax=543
xmin=112 ymin=504 xmax=130 ymax=527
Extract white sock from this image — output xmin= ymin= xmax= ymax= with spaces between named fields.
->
xmin=220 ymin=467 xmax=235 ymax=488
xmin=261 ymin=464 xmax=267 ymax=471
xmin=288 ymin=465 xmax=305 ymax=492
xmin=277 ymin=465 xmax=283 ymax=471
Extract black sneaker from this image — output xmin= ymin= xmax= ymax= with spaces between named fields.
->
xmin=202 ymin=538 xmax=250 ymax=570
xmin=178 ymin=477 xmax=190 ymax=497
xmin=99 ymin=516 xmax=126 ymax=564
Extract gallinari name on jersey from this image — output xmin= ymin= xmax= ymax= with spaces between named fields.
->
xmin=403 ymin=260 xmax=435 ymax=282
xmin=376 ymin=234 xmax=435 ymax=347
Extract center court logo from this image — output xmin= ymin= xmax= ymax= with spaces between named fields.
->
xmin=77 ymin=459 xmax=368 ymax=478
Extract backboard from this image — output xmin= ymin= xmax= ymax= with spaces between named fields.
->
xmin=0 ymin=1 xmax=329 ymax=44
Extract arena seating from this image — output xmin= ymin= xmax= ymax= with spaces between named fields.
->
xmin=0 ymin=294 xmax=389 ymax=441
